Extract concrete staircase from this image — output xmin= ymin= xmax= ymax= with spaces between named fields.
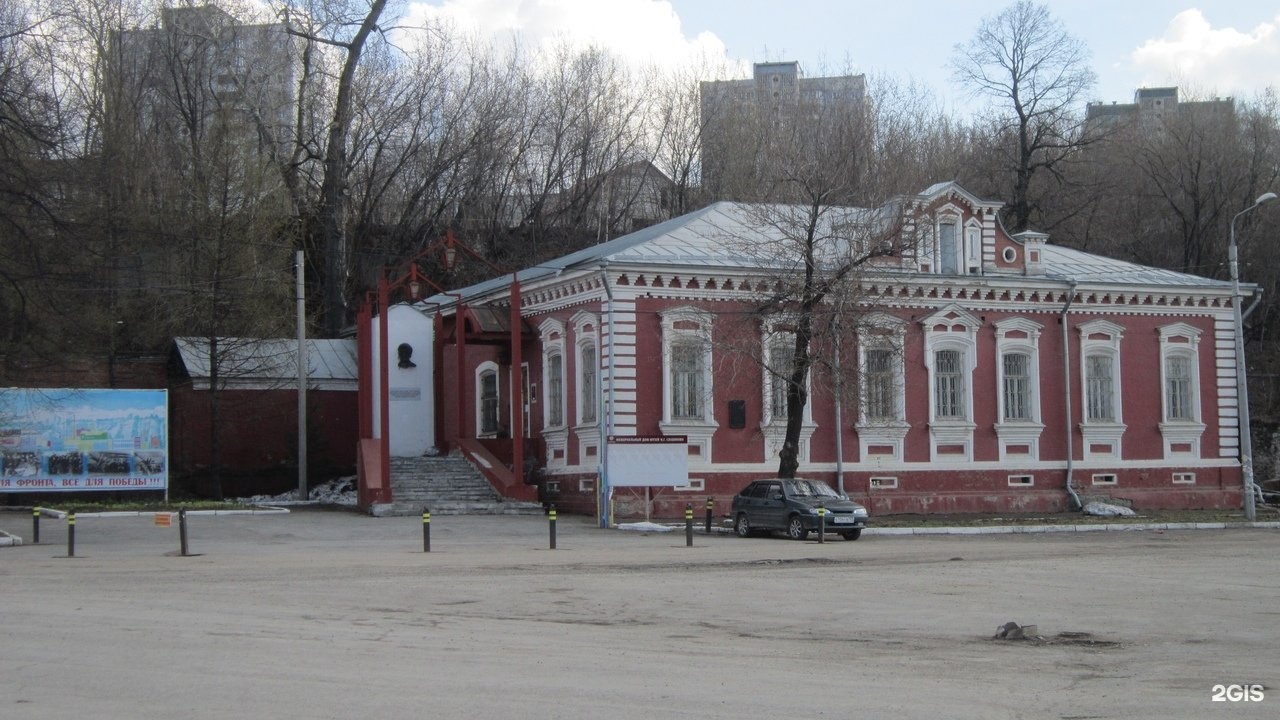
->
xmin=376 ymin=453 xmax=544 ymax=516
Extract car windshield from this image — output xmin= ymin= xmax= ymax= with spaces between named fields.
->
xmin=783 ymin=480 xmax=841 ymax=498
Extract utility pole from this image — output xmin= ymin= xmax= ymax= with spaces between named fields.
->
xmin=296 ymin=250 xmax=308 ymax=501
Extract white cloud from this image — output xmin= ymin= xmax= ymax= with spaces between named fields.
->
xmin=1132 ymin=9 xmax=1280 ymax=98
xmin=406 ymin=0 xmax=735 ymax=72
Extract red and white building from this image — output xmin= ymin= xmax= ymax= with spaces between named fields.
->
xmin=359 ymin=182 xmax=1250 ymax=519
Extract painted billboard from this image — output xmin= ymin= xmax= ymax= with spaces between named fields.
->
xmin=0 ymin=388 xmax=168 ymax=492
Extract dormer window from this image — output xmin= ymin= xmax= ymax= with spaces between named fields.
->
xmin=939 ymin=222 xmax=958 ymax=274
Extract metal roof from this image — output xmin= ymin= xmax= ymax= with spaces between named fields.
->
xmin=430 ymin=196 xmax=1240 ymax=306
xmin=433 ymin=201 xmax=877 ymax=304
xmin=1041 ymin=245 xmax=1234 ymax=288
xmin=174 ymin=337 xmax=357 ymax=382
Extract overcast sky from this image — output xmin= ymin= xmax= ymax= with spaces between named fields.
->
xmin=409 ymin=0 xmax=1280 ymax=115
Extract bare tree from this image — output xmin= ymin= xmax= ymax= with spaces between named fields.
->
xmin=707 ymin=84 xmax=912 ymax=479
xmin=278 ymin=0 xmax=391 ymax=336
xmin=950 ymin=0 xmax=1095 ymax=232
xmin=0 ymin=0 xmax=63 ymax=354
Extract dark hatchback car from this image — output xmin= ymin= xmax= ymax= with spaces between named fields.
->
xmin=731 ymin=478 xmax=869 ymax=540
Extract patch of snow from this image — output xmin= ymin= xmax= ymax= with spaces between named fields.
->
xmin=1083 ymin=501 xmax=1136 ymax=517
xmin=240 ymin=477 xmax=358 ymax=507
xmin=616 ymin=521 xmax=675 ymax=533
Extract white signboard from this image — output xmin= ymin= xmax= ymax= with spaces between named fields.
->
xmin=607 ymin=436 xmax=689 ymax=487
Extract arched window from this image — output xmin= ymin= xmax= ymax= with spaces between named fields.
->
xmin=994 ymin=317 xmax=1044 ymax=461
xmin=546 ymin=350 xmax=564 ymax=428
xmin=475 ymin=361 xmax=500 ymax=437
xmin=579 ymin=341 xmax=597 ymax=424
xmin=1078 ymin=319 xmax=1125 ymax=460
xmin=921 ymin=305 xmax=980 ymax=462
xmin=660 ymin=306 xmax=717 ymax=464
xmin=1157 ymin=323 xmax=1205 ymax=458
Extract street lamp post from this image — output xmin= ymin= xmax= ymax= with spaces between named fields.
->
xmin=1229 ymin=191 xmax=1275 ymax=522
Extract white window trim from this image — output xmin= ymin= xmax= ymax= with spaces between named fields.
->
xmin=539 ymin=318 xmax=568 ymax=467
xmin=965 ymin=219 xmax=982 ymax=274
xmin=921 ymin=305 xmax=980 ymax=463
xmin=572 ymin=311 xmax=601 ymax=468
xmin=856 ymin=313 xmax=909 ymax=464
xmin=760 ymin=322 xmax=816 ymax=463
xmin=1078 ymin=319 xmax=1126 ymax=460
xmin=474 ymin=361 xmax=501 ymax=438
xmin=994 ymin=317 xmax=1045 ymax=461
xmin=920 ymin=205 xmax=974 ymax=276
xmin=1157 ymin=322 xmax=1205 ymax=459
xmin=659 ymin=306 xmax=718 ymax=464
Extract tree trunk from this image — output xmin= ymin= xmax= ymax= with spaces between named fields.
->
xmin=319 ymin=0 xmax=389 ymax=336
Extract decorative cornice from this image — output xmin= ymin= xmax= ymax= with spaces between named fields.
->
xmin=489 ymin=267 xmax=1236 ymax=317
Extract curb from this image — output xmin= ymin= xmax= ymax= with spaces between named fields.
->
xmin=867 ymin=521 xmax=1280 ymax=535
xmin=31 ymin=506 xmax=292 ymax=519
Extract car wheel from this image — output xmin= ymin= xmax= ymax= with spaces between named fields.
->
xmin=841 ymin=529 xmax=862 ymax=541
xmin=786 ymin=515 xmax=808 ymax=541
xmin=734 ymin=513 xmax=753 ymax=538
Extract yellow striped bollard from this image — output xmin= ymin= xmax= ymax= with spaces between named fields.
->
xmin=548 ymin=505 xmax=557 ymax=550
xmin=422 ymin=507 xmax=431 ymax=553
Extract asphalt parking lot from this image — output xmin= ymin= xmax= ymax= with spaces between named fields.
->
xmin=2 ymin=508 xmax=1278 ymax=719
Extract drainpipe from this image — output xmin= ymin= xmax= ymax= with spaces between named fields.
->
xmin=599 ymin=263 xmax=616 ymax=528
xmin=1060 ymin=280 xmax=1082 ymax=511
xmin=833 ymin=323 xmax=846 ymax=496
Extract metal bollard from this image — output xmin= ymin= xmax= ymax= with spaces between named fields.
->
xmin=704 ymin=497 xmax=713 ymax=534
xmin=179 ymin=508 xmax=190 ymax=557
xmin=67 ymin=510 xmax=76 ymax=557
xmin=685 ymin=503 xmax=694 ymax=547
xmin=422 ymin=507 xmax=431 ymax=553
xmin=817 ymin=502 xmax=826 ymax=544
xmin=548 ymin=505 xmax=557 ymax=550
xmin=32 ymin=507 xmax=40 ymax=544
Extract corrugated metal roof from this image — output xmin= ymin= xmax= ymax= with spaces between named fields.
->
xmin=175 ymin=338 xmax=357 ymax=382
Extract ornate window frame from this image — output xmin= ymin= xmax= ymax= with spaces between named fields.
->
xmin=1158 ymin=322 xmax=1205 ymax=459
xmin=572 ymin=311 xmax=601 ymax=467
xmin=856 ymin=313 xmax=909 ymax=465
xmin=1078 ymin=319 xmax=1126 ymax=461
xmin=921 ymin=305 xmax=980 ymax=463
xmin=660 ymin=306 xmax=717 ymax=464
xmin=994 ymin=317 xmax=1045 ymax=461
xmin=760 ymin=320 xmax=816 ymax=463
xmin=539 ymin=318 xmax=568 ymax=466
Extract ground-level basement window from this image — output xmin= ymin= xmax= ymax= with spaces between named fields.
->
xmin=1172 ymin=472 xmax=1196 ymax=484
xmin=674 ymin=478 xmax=706 ymax=492
xmin=579 ymin=478 xmax=595 ymax=493
xmin=869 ymin=476 xmax=899 ymax=489
xmin=1008 ymin=475 xmax=1034 ymax=486
xmin=1091 ymin=473 xmax=1118 ymax=486
xmin=545 ymin=480 xmax=560 ymax=494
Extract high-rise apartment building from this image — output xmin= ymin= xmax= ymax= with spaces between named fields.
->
xmin=699 ymin=61 xmax=866 ymax=196
xmin=110 ymin=3 xmax=296 ymax=154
